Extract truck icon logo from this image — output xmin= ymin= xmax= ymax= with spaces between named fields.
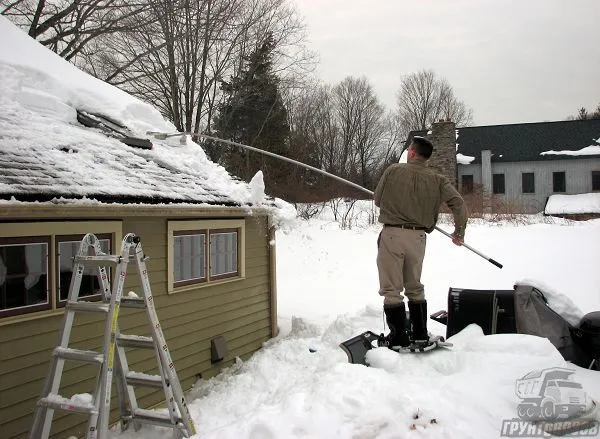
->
xmin=515 ymin=367 xmax=588 ymax=421
xmin=500 ymin=367 xmax=599 ymax=437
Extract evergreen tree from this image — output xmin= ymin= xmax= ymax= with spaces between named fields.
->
xmin=213 ymin=32 xmax=291 ymax=192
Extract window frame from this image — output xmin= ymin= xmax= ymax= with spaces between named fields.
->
xmin=55 ymin=233 xmax=113 ymax=307
xmin=168 ymin=219 xmax=245 ymax=294
xmin=553 ymin=171 xmax=566 ymax=193
xmin=0 ymin=221 xmax=122 ymax=324
xmin=492 ymin=173 xmax=505 ymax=194
xmin=521 ymin=172 xmax=535 ymax=194
xmin=173 ymin=229 xmax=208 ymax=288
xmin=209 ymin=228 xmax=240 ymax=281
xmin=0 ymin=236 xmax=51 ymax=318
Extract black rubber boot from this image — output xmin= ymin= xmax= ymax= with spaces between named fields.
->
xmin=408 ymin=300 xmax=430 ymax=343
xmin=380 ymin=303 xmax=410 ymax=348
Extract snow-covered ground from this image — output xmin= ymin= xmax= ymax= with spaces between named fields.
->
xmin=107 ymin=205 xmax=600 ymax=439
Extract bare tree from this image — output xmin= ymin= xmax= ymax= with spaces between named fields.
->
xmin=332 ymin=76 xmax=388 ymax=187
xmin=1 ymin=0 xmax=148 ymax=61
xmin=84 ymin=0 xmax=313 ymax=135
xmin=286 ymin=76 xmax=398 ymax=195
xmin=396 ymin=69 xmax=473 ymax=136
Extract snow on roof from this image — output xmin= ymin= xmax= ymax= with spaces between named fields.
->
xmin=0 ymin=16 xmax=278 ymax=211
xmin=544 ymin=193 xmax=600 ymax=215
xmin=540 ymin=144 xmax=600 ymax=156
xmin=456 ymin=153 xmax=475 ymax=165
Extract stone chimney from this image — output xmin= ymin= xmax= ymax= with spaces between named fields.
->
xmin=426 ymin=120 xmax=457 ymax=186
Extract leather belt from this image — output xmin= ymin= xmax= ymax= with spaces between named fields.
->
xmin=384 ymin=224 xmax=427 ymax=231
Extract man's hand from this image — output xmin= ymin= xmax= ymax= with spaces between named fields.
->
xmin=451 ymin=233 xmax=463 ymax=246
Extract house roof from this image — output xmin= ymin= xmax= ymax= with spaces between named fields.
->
xmin=0 ymin=17 xmax=268 ymax=208
xmin=406 ymin=119 xmax=600 ymax=164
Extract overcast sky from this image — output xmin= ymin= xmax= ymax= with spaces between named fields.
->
xmin=292 ymin=0 xmax=600 ymax=126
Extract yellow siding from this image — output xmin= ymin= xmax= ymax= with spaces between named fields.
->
xmin=0 ymin=214 xmax=274 ymax=439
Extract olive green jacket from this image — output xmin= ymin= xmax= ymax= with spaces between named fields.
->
xmin=374 ymin=161 xmax=468 ymax=238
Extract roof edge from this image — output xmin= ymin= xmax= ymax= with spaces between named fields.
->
xmin=0 ymin=202 xmax=271 ymax=219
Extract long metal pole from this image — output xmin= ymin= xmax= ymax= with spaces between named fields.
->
xmin=148 ymin=131 xmax=503 ymax=269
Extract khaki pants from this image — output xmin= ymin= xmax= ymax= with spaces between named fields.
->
xmin=376 ymin=226 xmax=427 ymax=305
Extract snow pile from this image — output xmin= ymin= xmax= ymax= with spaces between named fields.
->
xmin=545 ymin=193 xmax=600 ymax=215
xmin=540 ymin=140 xmax=600 ymax=156
xmin=0 ymin=16 xmax=169 ymax=137
xmin=514 ymin=279 xmax=585 ymax=326
xmin=457 ymin=153 xmax=475 ymax=164
xmin=248 ymin=171 xmax=266 ymax=205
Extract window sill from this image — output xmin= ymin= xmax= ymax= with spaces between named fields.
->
xmin=0 ymin=308 xmax=66 ymax=327
xmin=168 ymin=276 xmax=245 ymax=295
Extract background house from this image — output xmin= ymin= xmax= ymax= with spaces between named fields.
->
xmin=0 ymin=17 xmax=291 ymax=439
xmin=407 ymin=119 xmax=600 ymax=214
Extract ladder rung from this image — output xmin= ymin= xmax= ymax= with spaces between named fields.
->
xmin=117 ymin=334 xmax=154 ymax=349
xmin=132 ymin=408 xmax=183 ymax=429
xmin=66 ymin=300 xmax=110 ymax=313
xmin=126 ymin=371 xmax=165 ymax=388
xmin=54 ymin=347 xmax=104 ymax=364
xmin=74 ymin=254 xmax=122 ymax=266
xmin=38 ymin=394 xmax=98 ymax=415
xmin=121 ymin=297 xmax=146 ymax=308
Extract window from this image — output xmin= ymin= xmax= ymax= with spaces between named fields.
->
xmin=492 ymin=173 xmax=505 ymax=194
xmin=553 ymin=172 xmax=566 ymax=193
xmin=461 ymin=174 xmax=474 ymax=193
xmin=0 ymin=221 xmax=121 ymax=321
xmin=173 ymin=231 xmax=206 ymax=287
xmin=593 ymin=171 xmax=600 ymax=191
xmin=521 ymin=172 xmax=535 ymax=194
xmin=0 ymin=237 xmax=50 ymax=317
xmin=210 ymin=230 xmax=239 ymax=279
xmin=56 ymin=234 xmax=112 ymax=305
xmin=168 ymin=219 xmax=245 ymax=293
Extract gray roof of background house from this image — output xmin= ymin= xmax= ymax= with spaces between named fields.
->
xmin=406 ymin=119 xmax=600 ymax=164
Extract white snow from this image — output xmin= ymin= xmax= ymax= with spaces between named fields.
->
xmin=540 ymin=145 xmax=600 ymax=156
xmin=105 ymin=207 xmax=600 ymax=439
xmin=248 ymin=171 xmax=266 ymax=205
xmin=0 ymin=16 xmax=294 ymax=223
xmin=457 ymin=153 xmax=475 ymax=164
xmin=545 ymin=193 xmax=600 ymax=215
xmin=47 ymin=393 xmax=94 ymax=409
xmin=514 ymin=279 xmax=585 ymax=327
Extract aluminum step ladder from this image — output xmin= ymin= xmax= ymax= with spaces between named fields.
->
xmin=29 ymin=233 xmax=197 ymax=439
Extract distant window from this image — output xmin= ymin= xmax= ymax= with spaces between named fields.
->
xmin=461 ymin=175 xmax=474 ymax=193
xmin=493 ymin=174 xmax=505 ymax=194
xmin=522 ymin=172 xmax=535 ymax=194
xmin=173 ymin=231 xmax=207 ymax=287
xmin=593 ymin=171 xmax=600 ymax=191
xmin=0 ymin=237 xmax=50 ymax=318
xmin=56 ymin=234 xmax=111 ymax=305
xmin=553 ymin=172 xmax=566 ymax=193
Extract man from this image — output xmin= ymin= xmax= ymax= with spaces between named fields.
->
xmin=374 ymin=136 xmax=468 ymax=348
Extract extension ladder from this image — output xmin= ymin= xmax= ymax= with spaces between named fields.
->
xmin=29 ymin=233 xmax=197 ymax=439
